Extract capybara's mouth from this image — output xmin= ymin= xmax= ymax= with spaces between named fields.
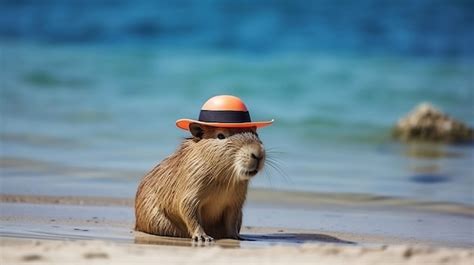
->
xmin=244 ymin=169 xmax=258 ymax=177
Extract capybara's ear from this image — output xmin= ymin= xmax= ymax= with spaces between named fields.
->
xmin=189 ymin=123 xmax=204 ymax=139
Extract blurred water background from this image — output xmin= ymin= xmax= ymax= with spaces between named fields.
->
xmin=1 ymin=0 xmax=473 ymax=205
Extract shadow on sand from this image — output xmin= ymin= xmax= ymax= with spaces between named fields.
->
xmin=241 ymin=233 xmax=355 ymax=245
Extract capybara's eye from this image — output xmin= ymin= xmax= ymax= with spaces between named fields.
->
xmin=217 ymin=133 xmax=226 ymax=140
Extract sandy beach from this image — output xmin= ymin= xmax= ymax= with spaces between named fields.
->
xmin=1 ymin=189 xmax=473 ymax=264
xmin=2 ymin=237 xmax=473 ymax=265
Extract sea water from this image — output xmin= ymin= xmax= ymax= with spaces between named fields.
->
xmin=1 ymin=0 xmax=473 ymax=205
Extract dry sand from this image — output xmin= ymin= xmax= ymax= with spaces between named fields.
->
xmin=2 ymin=238 xmax=473 ymax=265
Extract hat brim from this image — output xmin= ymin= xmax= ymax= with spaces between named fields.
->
xmin=176 ymin=119 xmax=274 ymax=131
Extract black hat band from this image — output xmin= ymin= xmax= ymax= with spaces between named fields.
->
xmin=198 ymin=110 xmax=251 ymax=123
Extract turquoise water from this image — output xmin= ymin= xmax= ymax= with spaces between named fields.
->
xmin=1 ymin=42 xmax=473 ymax=205
xmin=1 ymin=0 xmax=473 ymax=205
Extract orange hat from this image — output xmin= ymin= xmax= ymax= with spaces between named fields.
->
xmin=176 ymin=95 xmax=274 ymax=131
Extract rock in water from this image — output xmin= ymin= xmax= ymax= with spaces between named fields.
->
xmin=393 ymin=103 xmax=474 ymax=143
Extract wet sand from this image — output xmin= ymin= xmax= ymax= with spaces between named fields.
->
xmin=1 ymin=190 xmax=473 ymax=264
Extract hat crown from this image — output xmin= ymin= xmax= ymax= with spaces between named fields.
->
xmin=201 ymin=95 xmax=248 ymax=112
xmin=175 ymin=94 xmax=273 ymax=131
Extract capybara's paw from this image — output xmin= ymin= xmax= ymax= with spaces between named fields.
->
xmin=192 ymin=233 xmax=213 ymax=242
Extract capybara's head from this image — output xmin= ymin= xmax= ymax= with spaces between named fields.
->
xmin=189 ymin=123 xmax=265 ymax=181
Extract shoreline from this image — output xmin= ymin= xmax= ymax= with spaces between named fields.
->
xmin=2 ymin=187 xmax=473 ymax=215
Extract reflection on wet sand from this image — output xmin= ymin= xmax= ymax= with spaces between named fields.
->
xmin=134 ymin=231 xmax=354 ymax=248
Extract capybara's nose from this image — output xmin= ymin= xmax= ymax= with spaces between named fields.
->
xmin=251 ymin=153 xmax=262 ymax=162
xmin=249 ymin=144 xmax=265 ymax=164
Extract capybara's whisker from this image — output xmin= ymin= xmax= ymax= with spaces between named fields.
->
xmin=265 ymin=159 xmax=291 ymax=183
